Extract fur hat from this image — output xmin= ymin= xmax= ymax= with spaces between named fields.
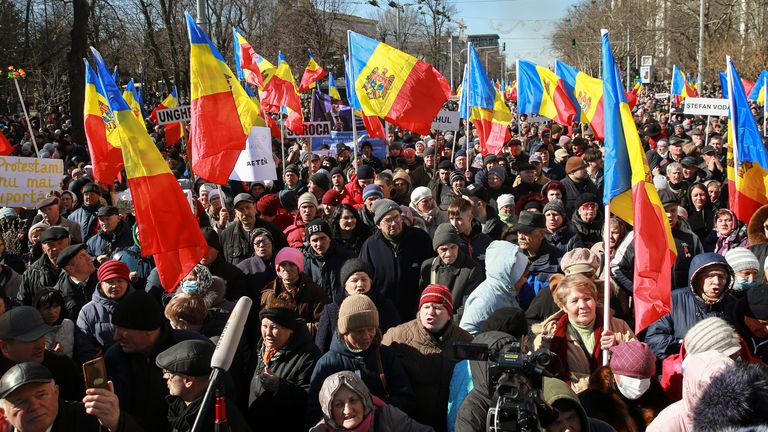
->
xmin=338 ymin=295 xmax=379 ymax=334
xmin=692 ymin=361 xmax=768 ymax=431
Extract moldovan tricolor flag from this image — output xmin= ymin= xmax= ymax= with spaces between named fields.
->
xmin=83 ymin=60 xmax=124 ymax=183
xmin=726 ymin=57 xmax=768 ymax=223
xmin=261 ymin=52 xmax=304 ymax=134
xmin=348 ymin=31 xmax=451 ymax=135
xmin=90 ymin=47 xmax=207 ymax=293
xmin=671 ymin=65 xmax=698 ymax=100
xmin=299 ymin=50 xmax=327 ymax=93
xmin=344 ymin=55 xmax=386 ymax=140
xmin=149 ymin=88 xmax=182 ymax=146
xmin=465 ymin=44 xmax=511 ymax=155
xmin=186 ymin=12 xmax=264 ymax=185
xmin=122 ymin=79 xmax=144 ymax=119
xmin=601 ymin=29 xmax=676 ymax=334
xmin=555 ymin=60 xmax=605 ymax=139
xmin=233 ymin=28 xmax=275 ymax=88
xmin=517 ymin=59 xmax=576 ymax=126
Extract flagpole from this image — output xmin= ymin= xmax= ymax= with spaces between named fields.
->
xmin=12 ymin=79 xmax=40 ymax=158
xmin=280 ymin=107 xmax=286 ymax=175
xmin=602 ymin=201 xmax=611 ymax=366
xmin=466 ymin=43 xmax=472 ymax=156
xmin=346 ymin=32 xmax=360 ymax=170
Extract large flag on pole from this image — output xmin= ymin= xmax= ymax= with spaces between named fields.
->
xmin=0 ymin=132 xmax=12 ymax=156
xmin=186 ymin=12 xmax=264 ymax=185
xmin=555 ymin=60 xmax=605 ymax=139
xmin=517 ymin=59 xmax=577 ymax=126
xmin=344 ymin=55 xmax=386 ymax=140
xmin=671 ymin=65 xmax=698 ymax=100
xmin=90 ymin=47 xmax=207 ymax=293
xmin=233 ymin=28 xmax=275 ymax=88
xmin=149 ymin=87 xmax=182 ymax=146
xmin=466 ymin=44 xmax=511 ymax=155
xmin=748 ymin=70 xmax=768 ymax=103
xmin=726 ymin=57 xmax=768 ymax=223
xmin=601 ymin=29 xmax=676 ymax=334
xmin=299 ymin=50 xmax=327 ymax=92
xmin=328 ymin=72 xmax=341 ymax=100
xmin=83 ymin=60 xmax=124 ymax=183
xmin=347 ymin=31 xmax=451 ymax=135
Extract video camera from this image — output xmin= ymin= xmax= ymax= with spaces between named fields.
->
xmin=455 ymin=340 xmax=559 ymax=432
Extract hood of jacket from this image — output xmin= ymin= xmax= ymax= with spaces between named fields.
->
xmin=484 ymin=241 xmax=528 ymax=288
xmin=681 ymin=351 xmax=734 ymax=424
xmin=688 ymin=252 xmax=734 ymax=298
xmin=318 ymin=370 xmax=376 ymax=429
xmin=691 ymin=361 xmax=768 ymax=431
xmin=747 ymin=203 xmax=768 ymax=244
xmin=468 ymin=331 xmax=518 ymax=397
xmin=542 ymin=376 xmax=589 ymax=432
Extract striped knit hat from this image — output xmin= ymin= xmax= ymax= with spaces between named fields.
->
xmin=725 ymin=247 xmax=759 ymax=273
xmin=419 ymin=284 xmax=454 ymax=315
xmin=684 ymin=317 xmax=741 ymax=357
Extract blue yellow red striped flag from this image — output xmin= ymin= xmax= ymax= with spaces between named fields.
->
xmin=186 ymin=13 xmax=264 ymax=185
xmin=726 ymin=57 xmax=768 ymax=223
xmin=748 ymin=70 xmax=767 ymax=104
xmin=466 ymin=44 xmax=511 ymax=155
xmin=517 ymin=59 xmax=576 ymax=126
xmin=233 ymin=28 xmax=275 ymax=88
xmin=555 ymin=60 xmax=604 ymax=139
xmin=601 ymin=30 xmax=676 ymax=334
xmin=90 ymin=47 xmax=207 ymax=293
xmin=348 ymin=31 xmax=451 ymax=134
xmin=123 ymin=79 xmax=143 ymax=120
xmin=299 ymin=50 xmax=327 ymax=93
xmin=83 ymin=60 xmax=124 ymax=183
xmin=671 ymin=65 xmax=697 ymax=99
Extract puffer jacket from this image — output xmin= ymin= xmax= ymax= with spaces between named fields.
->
xmin=533 ymin=310 xmax=635 ymax=393
xmin=75 ymin=285 xmax=134 ymax=363
xmin=459 ymin=241 xmax=528 ymax=335
xmin=647 ymin=351 xmax=734 ymax=432
xmin=311 ymin=371 xmax=433 ymax=432
xmin=646 ymin=252 xmax=737 ymax=359
xmin=382 ymin=317 xmax=472 ymax=432
xmin=419 ymin=252 xmax=484 ymax=317
xmin=517 ymin=239 xmax=564 ymax=310
xmin=307 ymin=332 xmax=415 ymax=426
xmin=284 ymin=214 xmax=309 ymax=248
xmin=67 ymin=203 xmax=102 ymax=242
xmin=303 ymin=241 xmax=354 ymax=303
xmin=248 ymin=320 xmax=321 ymax=431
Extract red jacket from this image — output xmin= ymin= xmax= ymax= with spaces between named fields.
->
xmin=283 ymin=214 xmax=308 ymax=248
xmin=342 ymin=175 xmax=364 ymax=209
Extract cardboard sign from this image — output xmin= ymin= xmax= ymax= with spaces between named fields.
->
xmin=284 ymin=121 xmax=332 ymax=138
xmin=683 ymin=98 xmax=729 ymax=116
xmin=431 ymin=110 xmax=460 ymax=131
xmin=156 ymin=105 xmax=191 ymax=125
xmin=0 ymin=156 xmax=63 ymax=207
xmin=229 ymin=127 xmax=277 ymax=182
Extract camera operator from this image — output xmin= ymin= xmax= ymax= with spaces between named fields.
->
xmin=541 ymin=377 xmax=615 ymax=432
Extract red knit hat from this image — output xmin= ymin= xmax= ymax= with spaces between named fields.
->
xmin=322 ymin=189 xmax=342 ymax=206
xmin=97 ymin=260 xmax=130 ymax=283
xmin=609 ymin=341 xmax=656 ymax=378
xmin=419 ymin=284 xmax=454 ymax=315
xmin=257 ymin=194 xmax=280 ymax=217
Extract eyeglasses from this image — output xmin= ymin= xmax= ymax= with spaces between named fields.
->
xmin=253 ymin=238 xmax=271 ymax=245
xmin=381 ymin=215 xmax=402 ymax=226
xmin=581 ymin=202 xmax=598 ymax=210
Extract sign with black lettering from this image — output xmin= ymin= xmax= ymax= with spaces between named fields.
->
xmin=683 ymin=97 xmax=729 ymax=116
xmin=156 ymin=105 xmax=191 ymax=125
xmin=284 ymin=121 xmax=331 ymax=138
xmin=229 ymin=127 xmax=277 ymax=181
xmin=431 ymin=110 xmax=460 ymax=131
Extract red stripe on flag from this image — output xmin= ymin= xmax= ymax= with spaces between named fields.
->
xmin=0 ymin=132 xmax=13 ymax=156
xmin=190 ymin=92 xmax=248 ymax=184
xmin=728 ymin=179 xmax=767 ymax=223
xmin=552 ymin=80 xmax=578 ymax=126
xmin=362 ymin=115 xmax=386 ymax=140
xmin=84 ymin=114 xmax=124 ymax=183
xmin=386 ymin=60 xmax=451 ymax=135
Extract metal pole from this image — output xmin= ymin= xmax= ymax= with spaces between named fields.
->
xmin=196 ymin=0 xmax=207 ymax=29
xmin=13 ymin=80 xmax=40 ymax=158
xmin=697 ymin=0 xmax=705 ymax=87
xmin=449 ymin=36 xmax=454 ymax=90
xmin=626 ymin=29 xmax=631 ymax=92
xmin=705 ymin=115 xmax=711 ymax=145
xmin=602 ymin=202 xmax=611 ymax=365
xmin=396 ymin=5 xmax=401 ymax=49
xmin=466 ymin=43 xmax=472 ymax=152
xmin=280 ymin=109 xmax=286 ymax=175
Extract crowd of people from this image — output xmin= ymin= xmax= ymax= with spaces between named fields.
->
xmin=0 ymin=84 xmax=768 ymax=432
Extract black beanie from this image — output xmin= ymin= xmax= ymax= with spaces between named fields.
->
xmin=112 ymin=291 xmax=163 ymax=331
xmin=258 ymin=307 xmax=298 ymax=331
xmin=340 ymin=258 xmax=374 ymax=285
xmin=201 ymin=227 xmax=221 ymax=251
xmin=575 ymin=193 xmax=598 ymax=209
xmin=309 ymin=173 xmax=330 ymax=191
xmin=432 ymin=223 xmax=461 ymax=250
xmin=305 ymin=218 xmax=332 ymax=239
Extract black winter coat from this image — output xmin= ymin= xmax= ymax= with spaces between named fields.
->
xmin=546 ymin=224 xmax=584 ymax=254
xmin=219 ymin=219 xmax=287 ymax=266
xmin=167 ymin=394 xmax=252 ymax=432
xmin=19 ymin=254 xmax=61 ymax=305
xmin=419 ymin=252 xmax=484 ymax=317
xmin=207 ymin=256 xmax=248 ymax=300
xmin=248 ymin=321 xmax=321 ymax=431
xmin=54 ymin=270 xmax=97 ymax=321
xmin=359 ymin=227 xmax=435 ymax=320
xmin=0 ymin=350 xmax=84 ymax=401
xmin=86 ymin=221 xmax=134 ymax=258
xmin=303 ymin=242 xmax=354 ymax=303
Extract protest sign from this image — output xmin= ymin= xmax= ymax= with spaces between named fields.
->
xmin=156 ymin=105 xmax=191 ymax=125
xmin=0 ymin=156 xmax=63 ymax=207
xmin=230 ymin=127 xmax=277 ymax=182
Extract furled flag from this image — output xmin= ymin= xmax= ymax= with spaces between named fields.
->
xmin=555 ymin=60 xmax=605 ymax=139
xmin=719 ymin=71 xmax=729 ymax=98
xmin=186 ymin=12 xmax=265 ymax=185
xmin=601 ymin=29 xmax=676 ymax=334
xmin=0 ymin=131 xmax=13 ymax=156
xmin=148 ymin=88 xmax=182 ymax=146
xmin=328 ymin=72 xmax=341 ymax=100
xmin=671 ymin=65 xmax=698 ymax=101
xmin=348 ymin=31 xmax=451 ymax=135
xmin=90 ymin=47 xmax=207 ymax=293
xmin=345 ymin=55 xmax=386 ymax=140
xmin=517 ymin=59 xmax=577 ymax=126
xmin=261 ymin=52 xmax=304 ymax=134
xmin=299 ymin=50 xmax=328 ymax=93
xmin=123 ymin=79 xmax=144 ymax=119
xmin=83 ymin=60 xmax=124 ymax=183
xmin=465 ymin=43 xmax=511 ymax=155
xmin=748 ymin=70 xmax=768 ymax=104
xmin=726 ymin=57 xmax=768 ymax=223
xmin=233 ymin=28 xmax=275 ymax=88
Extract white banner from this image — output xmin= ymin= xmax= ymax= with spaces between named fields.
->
xmin=229 ymin=127 xmax=277 ymax=182
xmin=0 ymin=156 xmax=63 ymax=207
xmin=683 ymin=97 xmax=729 ymax=116
xmin=431 ymin=110 xmax=461 ymax=131
xmin=156 ymin=105 xmax=191 ymax=125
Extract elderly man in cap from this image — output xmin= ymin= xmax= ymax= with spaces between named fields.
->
xmin=510 ymin=211 xmax=564 ymax=310
xmin=0 ymin=307 xmax=83 ymax=401
xmin=199 ymin=227 xmax=247 ymax=301
xmin=86 ymin=206 xmax=133 ymax=264
xmin=303 ymin=219 xmax=353 ymax=302
xmin=728 ymin=284 xmax=768 ymax=363
xmin=35 ymin=196 xmax=82 ymax=244
xmin=219 ymin=192 xmax=288 ymax=266
xmin=105 ymin=290 xmax=205 ymax=430
xmin=410 ymin=186 xmax=448 ymax=236
xmin=67 ymin=182 xmax=103 ymax=242
xmin=0 ymin=362 xmax=135 ymax=431
xmin=360 ymin=199 xmax=434 ymax=320
xmin=284 ymin=192 xmax=320 ymax=248
xmin=52 ymin=243 xmax=97 ymax=320
xmin=560 ymin=156 xmax=599 ymax=217
xmin=156 ymin=340 xmax=252 ymax=431
xmin=19 ymin=227 xmax=71 ymax=306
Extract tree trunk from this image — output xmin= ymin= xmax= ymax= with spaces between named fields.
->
xmin=138 ymin=0 xmax=172 ymax=90
xmin=67 ymin=0 xmax=89 ymax=147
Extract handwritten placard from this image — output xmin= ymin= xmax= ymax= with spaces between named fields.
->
xmin=0 ymin=156 xmax=63 ymax=207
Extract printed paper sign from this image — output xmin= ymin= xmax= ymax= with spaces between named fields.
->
xmin=0 ymin=156 xmax=63 ymax=207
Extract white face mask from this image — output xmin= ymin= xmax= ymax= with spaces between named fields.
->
xmin=615 ymin=375 xmax=651 ymax=400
